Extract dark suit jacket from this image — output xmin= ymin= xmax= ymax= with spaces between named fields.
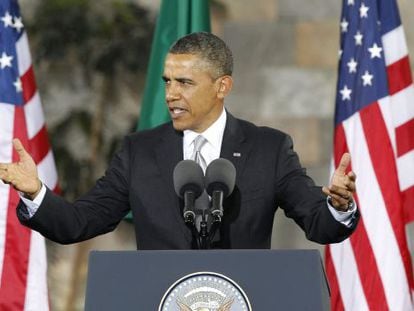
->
xmin=17 ymin=113 xmax=359 ymax=249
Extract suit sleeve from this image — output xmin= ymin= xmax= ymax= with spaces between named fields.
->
xmin=16 ymin=137 xmax=132 ymax=244
xmin=274 ymin=134 xmax=359 ymax=244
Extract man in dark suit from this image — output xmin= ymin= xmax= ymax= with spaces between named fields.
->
xmin=0 ymin=32 xmax=358 ymax=249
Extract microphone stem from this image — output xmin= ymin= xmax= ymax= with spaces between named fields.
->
xmin=200 ymin=220 xmax=208 ymax=249
xmin=211 ymin=190 xmax=224 ymax=219
xmin=183 ymin=191 xmax=196 ymax=224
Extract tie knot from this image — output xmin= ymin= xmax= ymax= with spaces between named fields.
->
xmin=193 ymin=135 xmax=207 ymax=152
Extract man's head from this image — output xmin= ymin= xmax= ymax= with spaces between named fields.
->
xmin=163 ymin=32 xmax=233 ymax=133
xmin=169 ymin=32 xmax=233 ymax=79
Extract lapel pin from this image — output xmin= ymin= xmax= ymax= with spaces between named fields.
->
xmin=233 ymin=152 xmax=241 ymax=157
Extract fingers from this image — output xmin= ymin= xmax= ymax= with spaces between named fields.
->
xmin=0 ymin=162 xmax=41 ymax=196
xmin=13 ymin=138 xmax=29 ymax=161
xmin=329 ymin=184 xmax=353 ymax=200
xmin=0 ymin=163 xmax=12 ymax=183
xmin=340 ymin=172 xmax=356 ymax=192
xmin=347 ymin=171 xmax=356 ymax=182
xmin=323 ymin=185 xmax=353 ymax=211
xmin=0 ymin=167 xmax=12 ymax=186
xmin=329 ymin=193 xmax=351 ymax=211
xmin=326 ymin=153 xmax=357 ymax=211
xmin=0 ymin=139 xmax=39 ymax=194
xmin=331 ymin=153 xmax=356 ymax=191
xmin=0 ymin=163 xmax=8 ymax=176
xmin=336 ymin=153 xmax=351 ymax=175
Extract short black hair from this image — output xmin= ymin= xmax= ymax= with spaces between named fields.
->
xmin=169 ymin=32 xmax=233 ymax=78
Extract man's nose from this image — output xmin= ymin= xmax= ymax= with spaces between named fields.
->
xmin=166 ymin=83 xmax=180 ymax=102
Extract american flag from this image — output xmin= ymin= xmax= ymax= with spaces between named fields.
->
xmin=0 ymin=0 xmax=58 ymax=309
xmin=325 ymin=0 xmax=414 ymax=310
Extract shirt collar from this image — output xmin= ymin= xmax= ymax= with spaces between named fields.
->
xmin=183 ymin=108 xmax=227 ymax=151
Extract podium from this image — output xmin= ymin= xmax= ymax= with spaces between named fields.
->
xmin=85 ymin=250 xmax=330 ymax=310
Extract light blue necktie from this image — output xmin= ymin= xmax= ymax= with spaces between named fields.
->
xmin=192 ymin=135 xmax=207 ymax=171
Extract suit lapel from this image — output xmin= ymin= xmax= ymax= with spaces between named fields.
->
xmin=220 ymin=113 xmax=252 ymax=181
xmin=155 ymin=124 xmax=183 ymax=188
xmin=154 ymin=125 xmax=193 ymax=243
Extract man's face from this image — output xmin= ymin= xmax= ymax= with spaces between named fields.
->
xmin=163 ymin=53 xmax=224 ymax=133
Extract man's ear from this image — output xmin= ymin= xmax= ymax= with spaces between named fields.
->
xmin=217 ymin=76 xmax=233 ymax=99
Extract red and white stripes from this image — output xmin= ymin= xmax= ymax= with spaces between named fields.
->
xmin=0 ymin=27 xmax=57 ymax=310
xmin=326 ymin=22 xmax=414 ymax=311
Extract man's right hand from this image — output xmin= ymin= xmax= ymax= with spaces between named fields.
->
xmin=0 ymin=138 xmax=41 ymax=200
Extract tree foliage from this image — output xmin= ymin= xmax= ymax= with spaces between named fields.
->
xmin=29 ymin=0 xmax=154 ymax=76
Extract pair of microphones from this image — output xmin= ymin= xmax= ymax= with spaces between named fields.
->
xmin=173 ymin=158 xmax=236 ymax=225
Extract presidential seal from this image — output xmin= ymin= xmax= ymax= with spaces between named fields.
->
xmin=159 ymin=272 xmax=252 ymax=311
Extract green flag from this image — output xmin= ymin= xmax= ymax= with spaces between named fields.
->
xmin=138 ymin=0 xmax=211 ymax=130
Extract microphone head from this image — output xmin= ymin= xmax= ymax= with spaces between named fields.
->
xmin=173 ymin=160 xmax=204 ymax=198
xmin=205 ymin=158 xmax=236 ymax=197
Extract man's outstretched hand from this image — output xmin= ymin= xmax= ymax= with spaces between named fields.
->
xmin=0 ymin=139 xmax=41 ymax=200
xmin=322 ymin=153 xmax=356 ymax=212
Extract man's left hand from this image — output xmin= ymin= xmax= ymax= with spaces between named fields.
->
xmin=322 ymin=153 xmax=356 ymax=212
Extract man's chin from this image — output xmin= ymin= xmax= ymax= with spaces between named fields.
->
xmin=172 ymin=121 xmax=188 ymax=132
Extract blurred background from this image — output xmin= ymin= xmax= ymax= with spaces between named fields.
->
xmin=16 ymin=0 xmax=414 ymax=309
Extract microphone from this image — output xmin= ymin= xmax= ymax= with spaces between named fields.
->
xmin=173 ymin=160 xmax=204 ymax=224
xmin=205 ymin=158 xmax=236 ymax=221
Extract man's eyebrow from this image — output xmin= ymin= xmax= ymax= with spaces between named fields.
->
xmin=162 ymin=76 xmax=194 ymax=84
xmin=176 ymin=77 xmax=194 ymax=84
